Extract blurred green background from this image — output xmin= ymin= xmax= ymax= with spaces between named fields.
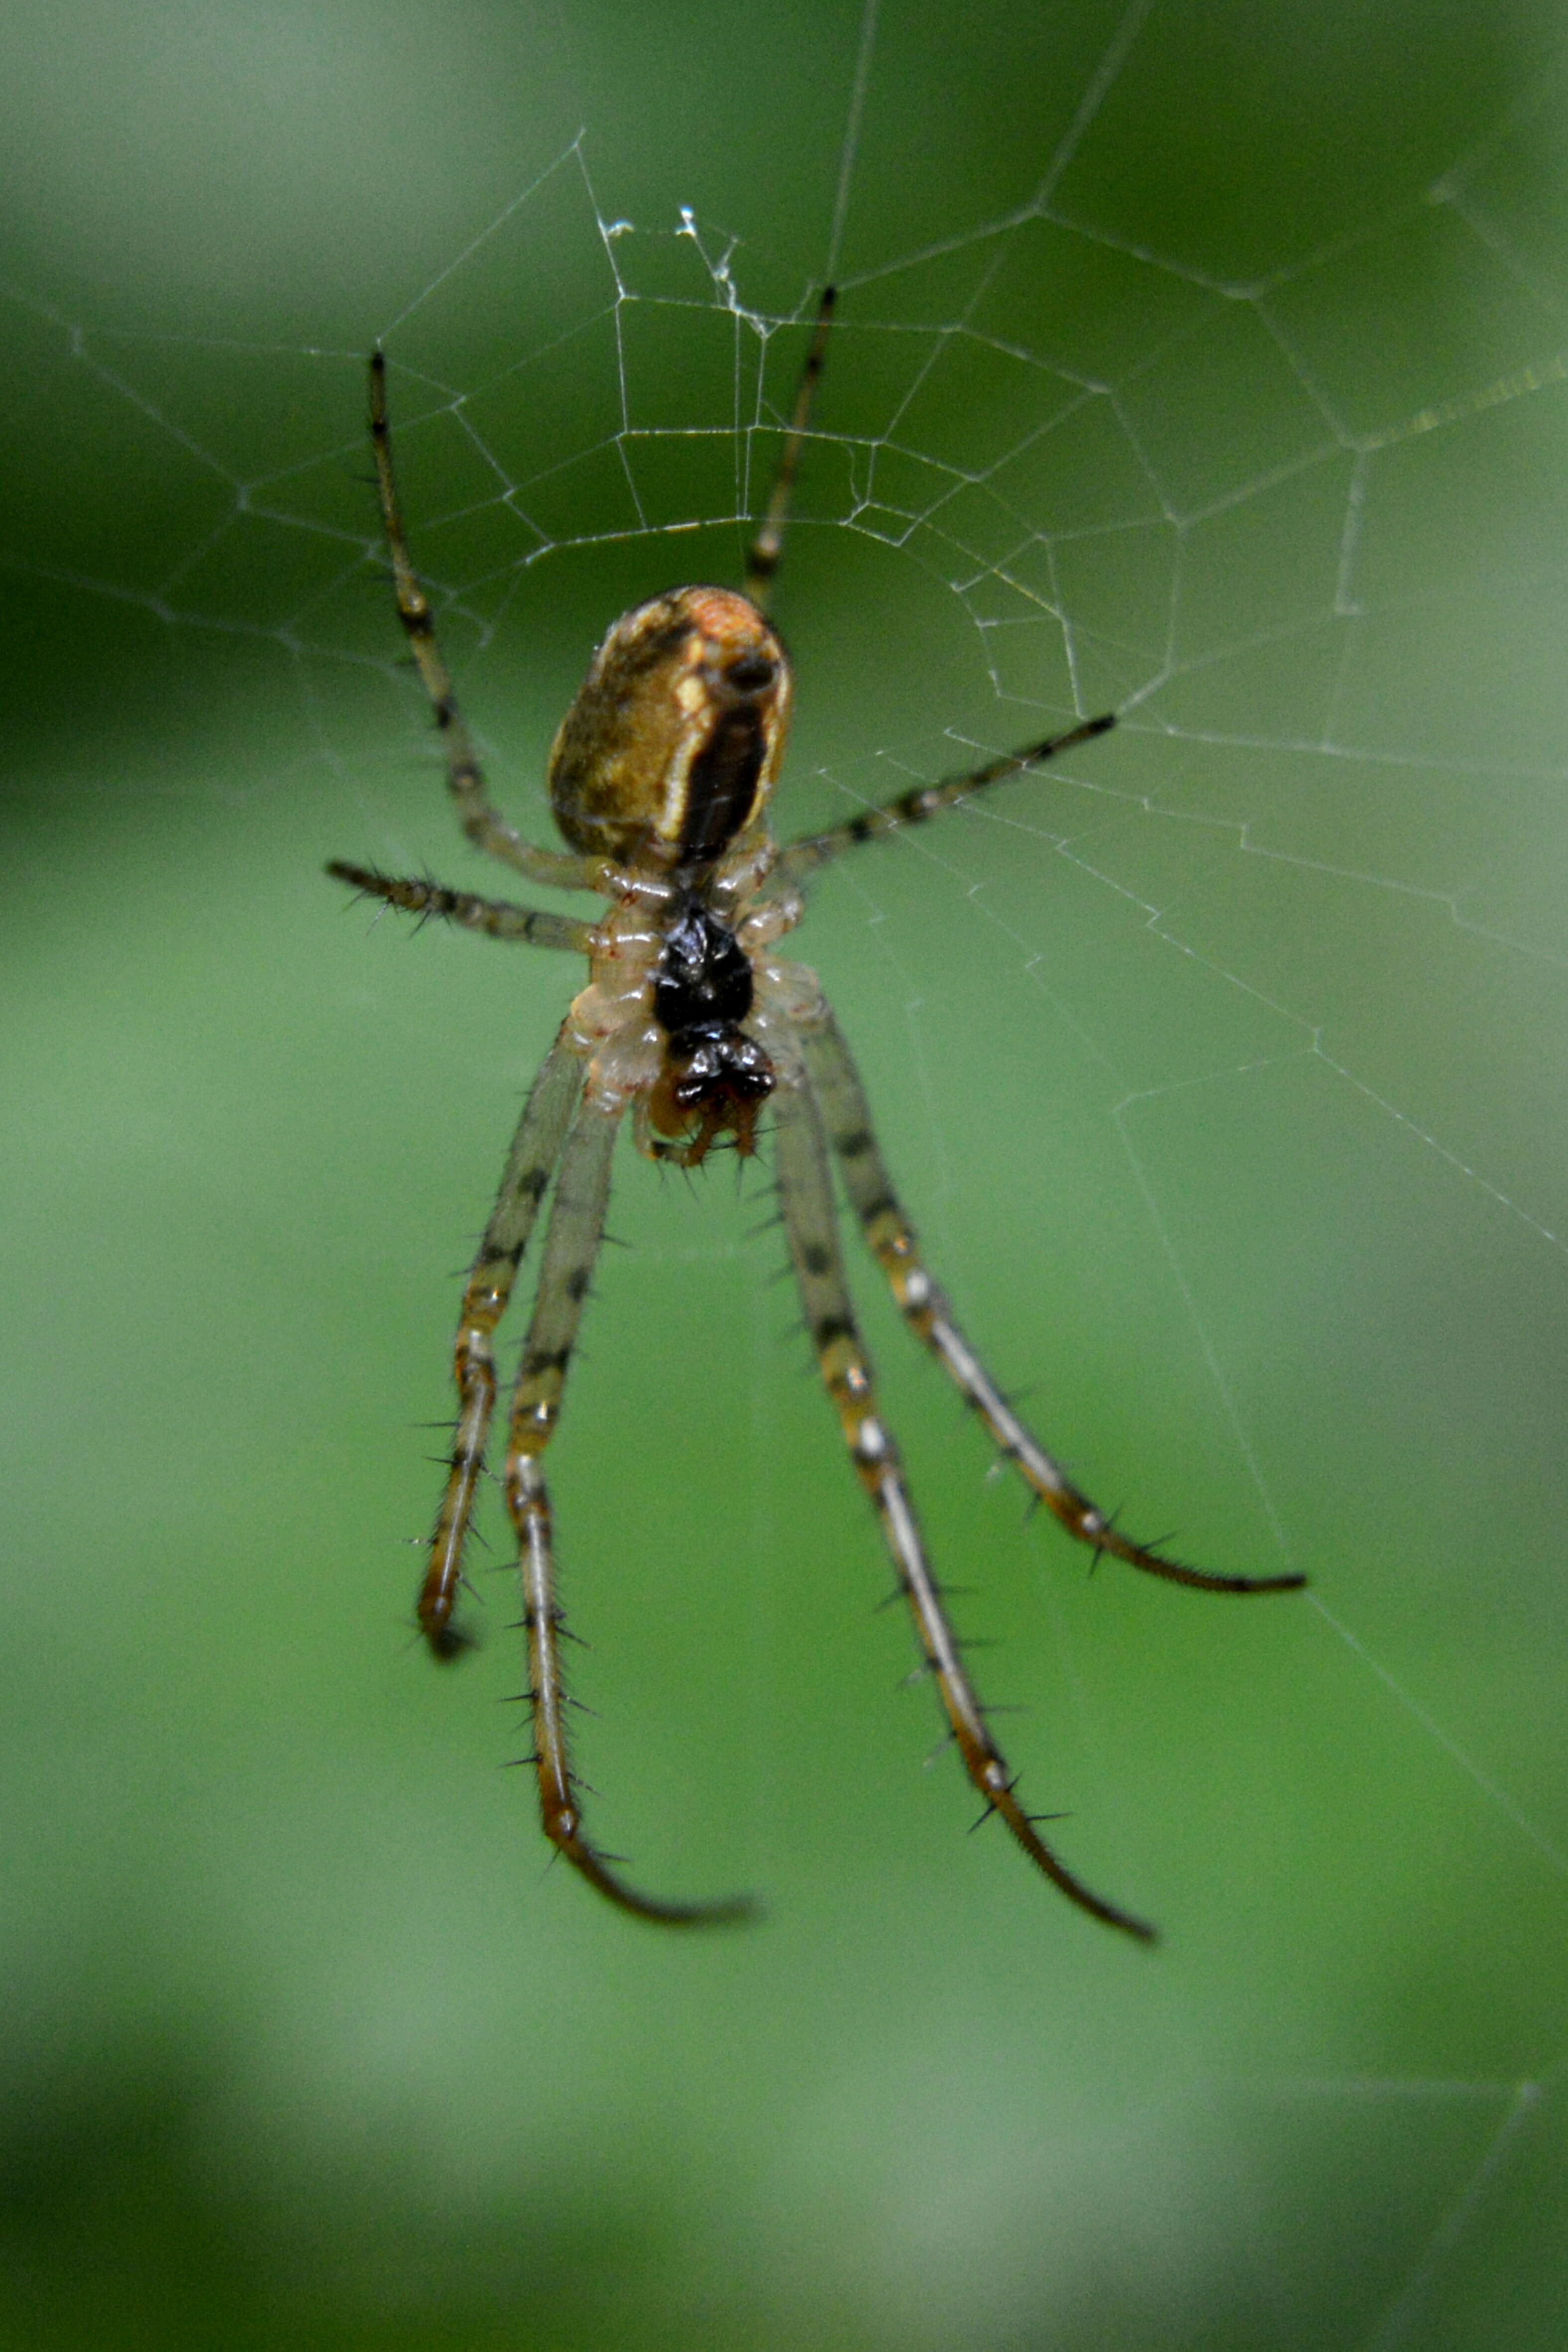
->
xmin=5 ymin=1 xmax=1568 ymax=2344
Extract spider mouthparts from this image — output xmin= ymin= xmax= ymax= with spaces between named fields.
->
xmin=648 ymin=1027 xmax=774 ymax=1167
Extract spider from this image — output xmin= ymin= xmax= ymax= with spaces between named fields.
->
xmin=330 ymin=287 xmax=1304 ymax=1939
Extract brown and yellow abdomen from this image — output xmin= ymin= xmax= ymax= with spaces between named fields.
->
xmin=548 ymin=586 xmax=792 ymax=869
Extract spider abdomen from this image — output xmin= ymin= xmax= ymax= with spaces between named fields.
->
xmin=548 ymin=587 xmax=791 ymax=868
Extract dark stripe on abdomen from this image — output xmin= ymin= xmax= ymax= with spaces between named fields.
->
xmin=679 ymin=706 xmax=766 ymax=862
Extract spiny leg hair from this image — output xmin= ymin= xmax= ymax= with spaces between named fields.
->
xmin=775 ymin=713 xmax=1118 ymax=886
xmin=798 ymin=1005 xmax=1305 ymax=1597
xmin=368 ymin=350 xmax=607 ymax=896
xmin=501 ymin=1089 xmax=755 ymax=1927
xmin=328 ymin=861 xmax=594 ymax=954
xmin=419 ymin=1024 xmax=585 ymax=1657
xmin=771 ymin=1070 xmax=1156 ymax=1941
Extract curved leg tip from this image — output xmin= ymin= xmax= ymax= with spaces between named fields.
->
xmin=598 ymin=1875 xmax=763 ymax=1931
xmin=677 ymin=1890 xmax=765 ymax=1931
xmin=559 ymin=1835 xmax=761 ymax=1928
xmin=425 ymin=1620 xmax=478 ymax=1662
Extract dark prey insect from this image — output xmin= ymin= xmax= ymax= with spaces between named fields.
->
xmin=330 ymin=288 xmax=1305 ymax=1937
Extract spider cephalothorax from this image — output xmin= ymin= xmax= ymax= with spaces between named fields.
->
xmin=647 ymin=897 xmax=774 ymax=1164
xmin=330 ymin=292 xmax=1304 ymax=1936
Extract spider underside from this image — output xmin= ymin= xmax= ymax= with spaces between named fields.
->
xmin=330 ymin=287 xmax=1304 ymax=1938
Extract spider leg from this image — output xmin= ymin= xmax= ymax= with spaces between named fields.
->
xmin=327 ymin=862 xmax=594 ymax=953
xmin=772 ymin=1069 xmax=1155 ymax=1941
xmin=743 ymin=286 xmax=836 ymax=613
xmin=418 ymin=1024 xmax=586 ymax=1657
xmin=501 ymin=1089 xmax=755 ymax=1927
xmin=798 ymin=1007 xmax=1306 ymax=1598
xmin=774 ymin=713 xmax=1117 ymax=886
xmin=368 ymin=351 xmax=610 ymax=896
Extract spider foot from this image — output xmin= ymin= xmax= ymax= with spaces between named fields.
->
xmin=554 ymin=1831 xmax=761 ymax=1929
xmin=424 ymin=1619 xmax=478 ymax=1662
